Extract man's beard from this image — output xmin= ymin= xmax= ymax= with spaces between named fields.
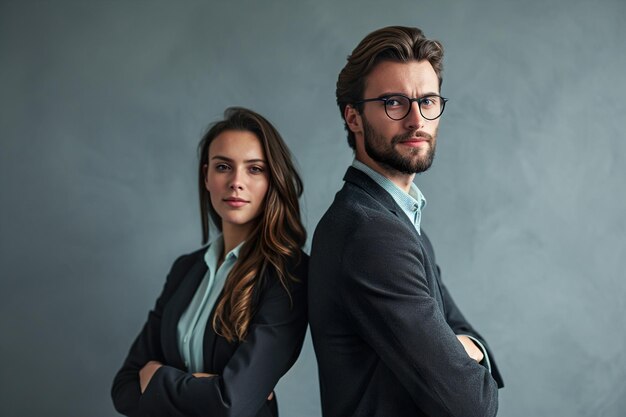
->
xmin=362 ymin=116 xmax=436 ymax=175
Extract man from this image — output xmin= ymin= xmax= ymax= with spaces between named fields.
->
xmin=308 ymin=26 xmax=504 ymax=417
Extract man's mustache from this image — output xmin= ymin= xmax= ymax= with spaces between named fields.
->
xmin=392 ymin=130 xmax=434 ymax=144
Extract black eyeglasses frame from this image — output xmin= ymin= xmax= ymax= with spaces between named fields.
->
xmin=353 ymin=94 xmax=449 ymax=121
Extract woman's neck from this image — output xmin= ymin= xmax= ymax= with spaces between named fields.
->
xmin=221 ymin=222 xmax=253 ymax=257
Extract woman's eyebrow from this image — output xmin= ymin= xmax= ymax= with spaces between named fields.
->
xmin=211 ymin=155 xmax=266 ymax=163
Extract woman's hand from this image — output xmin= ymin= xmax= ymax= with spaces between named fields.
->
xmin=139 ymin=360 xmax=163 ymax=393
xmin=192 ymin=372 xmax=215 ymax=378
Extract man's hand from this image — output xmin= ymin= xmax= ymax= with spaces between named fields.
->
xmin=139 ymin=360 xmax=163 ymax=393
xmin=456 ymin=335 xmax=484 ymax=363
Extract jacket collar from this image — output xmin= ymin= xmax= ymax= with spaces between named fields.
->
xmin=343 ymin=166 xmax=401 ymax=213
xmin=343 ymin=166 xmax=423 ymax=240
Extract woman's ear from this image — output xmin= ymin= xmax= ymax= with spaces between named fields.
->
xmin=203 ymin=163 xmax=210 ymax=191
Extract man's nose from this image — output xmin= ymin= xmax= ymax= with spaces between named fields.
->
xmin=403 ymin=101 xmax=423 ymax=130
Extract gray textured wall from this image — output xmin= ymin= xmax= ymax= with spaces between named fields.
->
xmin=1 ymin=0 xmax=625 ymax=416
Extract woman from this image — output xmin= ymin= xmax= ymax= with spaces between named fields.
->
xmin=111 ymin=107 xmax=308 ymax=417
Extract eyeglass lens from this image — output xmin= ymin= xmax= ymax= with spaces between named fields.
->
xmin=385 ymin=95 xmax=444 ymax=120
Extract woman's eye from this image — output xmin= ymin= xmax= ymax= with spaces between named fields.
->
xmin=215 ymin=163 xmax=230 ymax=171
xmin=249 ymin=165 xmax=265 ymax=174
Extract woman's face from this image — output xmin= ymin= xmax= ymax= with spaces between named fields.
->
xmin=205 ymin=130 xmax=269 ymax=237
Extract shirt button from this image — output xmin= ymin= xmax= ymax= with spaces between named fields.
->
xmin=184 ymin=336 xmax=189 ymax=343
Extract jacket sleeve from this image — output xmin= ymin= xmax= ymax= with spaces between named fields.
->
xmin=419 ymin=232 xmax=504 ymax=387
xmin=340 ymin=215 xmax=499 ymax=417
xmin=437 ymin=277 xmax=505 ymax=388
xmin=111 ymin=253 xmax=199 ymax=417
xmin=136 ymin=258 xmax=308 ymax=417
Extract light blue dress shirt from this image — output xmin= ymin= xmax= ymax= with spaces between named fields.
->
xmin=351 ymin=159 xmax=492 ymax=372
xmin=176 ymin=236 xmax=243 ymax=372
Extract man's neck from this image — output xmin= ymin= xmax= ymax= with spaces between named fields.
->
xmin=355 ymin=155 xmax=416 ymax=193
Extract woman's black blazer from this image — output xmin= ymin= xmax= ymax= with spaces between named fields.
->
xmin=111 ymin=247 xmax=308 ymax=417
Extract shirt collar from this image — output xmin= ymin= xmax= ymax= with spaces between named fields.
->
xmin=351 ymin=159 xmax=427 ymax=232
xmin=203 ymin=234 xmax=243 ymax=269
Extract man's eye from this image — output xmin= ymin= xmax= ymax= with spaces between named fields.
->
xmin=421 ymin=97 xmax=438 ymax=107
xmin=385 ymin=98 xmax=402 ymax=107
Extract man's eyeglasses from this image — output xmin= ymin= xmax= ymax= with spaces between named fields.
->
xmin=354 ymin=94 xmax=448 ymax=121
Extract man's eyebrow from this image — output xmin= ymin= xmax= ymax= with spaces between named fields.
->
xmin=377 ymin=91 xmax=441 ymax=98
xmin=211 ymin=155 xmax=266 ymax=163
xmin=376 ymin=91 xmax=404 ymax=98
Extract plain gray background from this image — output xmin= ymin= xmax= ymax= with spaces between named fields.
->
xmin=1 ymin=0 xmax=625 ymax=416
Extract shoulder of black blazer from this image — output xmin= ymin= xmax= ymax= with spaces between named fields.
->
xmin=326 ymin=166 xmax=505 ymax=389
xmin=159 ymin=246 xmax=308 ymax=364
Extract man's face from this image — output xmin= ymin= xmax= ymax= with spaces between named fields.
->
xmin=352 ymin=60 xmax=441 ymax=175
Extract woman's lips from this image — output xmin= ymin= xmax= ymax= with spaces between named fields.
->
xmin=223 ymin=197 xmax=249 ymax=208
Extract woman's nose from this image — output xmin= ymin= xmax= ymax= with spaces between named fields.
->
xmin=229 ymin=171 xmax=244 ymax=190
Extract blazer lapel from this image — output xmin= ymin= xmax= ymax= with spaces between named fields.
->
xmin=343 ymin=167 xmax=419 ymax=238
xmin=161 ymin=256 xmax=208 ymax=370
xmin=202 ymin=289 xmax=225 ymax=373
xmin=343 ymin=167 xmax=445 ymax=305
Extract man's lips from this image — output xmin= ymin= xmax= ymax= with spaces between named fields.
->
xmin=223 ymin=197 xmax=250 ymax=207
xmin=394 ymin=130 xmax=433 ymax=147
xmin=398 ymin=137 xmax=429 ymax=147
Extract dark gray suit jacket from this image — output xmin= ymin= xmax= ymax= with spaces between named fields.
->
xmin=111 ymin=247 xmax=308 ymax=417
xmin=309 ymin=167 xmax=504 ymax=417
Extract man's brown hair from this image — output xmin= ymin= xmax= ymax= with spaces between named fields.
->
xmin=336 ymin=26 xmax=444 ymax=148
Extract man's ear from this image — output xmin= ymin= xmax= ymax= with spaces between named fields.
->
xmin=344 ymin=104 xmax=363 ymax=135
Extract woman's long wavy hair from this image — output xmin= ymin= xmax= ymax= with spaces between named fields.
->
xmin=198 ymin=107 xmax=306 ymax=342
